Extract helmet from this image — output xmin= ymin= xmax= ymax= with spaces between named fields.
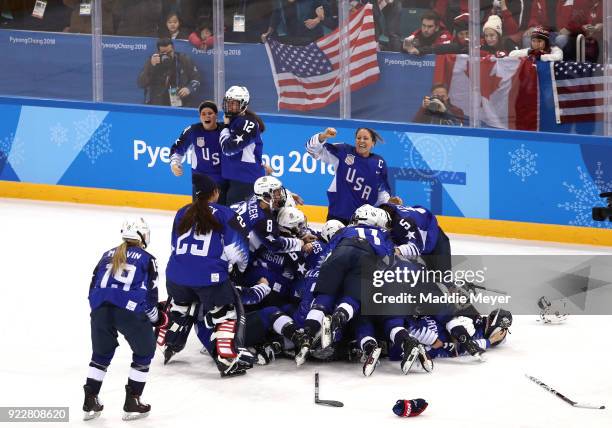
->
xmin=254 ymin=176 xmax=286 ymax=210
xmin=484 ymin=308 xmax=512 ymax=345
xmin=321 ymin=219 xmax=345 ymax=243
xmin=277 ymin=207 xmax=307 ymax=236
xmin=121 ymin=217 xmax=150 ymax=248
xmin=351 ymin=204 xmax=391 ymax=229
xmin=223 ymin=85 xmax=250 ymax=116
xmin=537 ymin=296 xmax=568 ymax=324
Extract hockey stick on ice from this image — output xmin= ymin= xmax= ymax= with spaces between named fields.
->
xmin=525 ymin=374 xmax=606 ymax=409
xmin=314 ymin=373 xmax=344 ymax=407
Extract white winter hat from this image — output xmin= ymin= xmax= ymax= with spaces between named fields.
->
xmin=483 ymin=14 xmax=502 ymax=36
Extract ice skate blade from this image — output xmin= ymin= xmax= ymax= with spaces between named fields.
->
xmin=83 ymin=410 xmax=101 ymax=421
xmin=122 ymin=411 xmax=150 ymax=421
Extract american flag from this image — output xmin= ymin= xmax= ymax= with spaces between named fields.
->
xmin=551 ymin=61 xmax=607 ymax=123
xmin=264 ymin=4 xmax=379 ymax=111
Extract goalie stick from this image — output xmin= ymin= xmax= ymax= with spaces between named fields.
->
xmin=314 ymin=373 xmax=344 ymax=407
xmin=526 ymin=374 xmax=606 ymax=409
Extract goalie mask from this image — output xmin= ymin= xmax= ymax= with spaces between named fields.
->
xmin=223 ymin=85 xmax=250 ymax=117
xmin=537 ymin=296 xmax=569 ymax=324
xmin=121 ymin=217 xmax=150 ymax=248
xmin=254 ymin=176 xmax=287 ymax=210
xmin=484 ymin=308 xmax=512 ymax=346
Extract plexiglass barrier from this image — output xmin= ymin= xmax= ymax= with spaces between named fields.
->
xmin=0 ymin=0 xmax=609 ymax=135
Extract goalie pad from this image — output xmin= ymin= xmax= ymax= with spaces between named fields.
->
xmin=212 ymin=320 xmax=238 ymax=359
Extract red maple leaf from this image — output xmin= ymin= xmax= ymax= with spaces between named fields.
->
xmin=480 ymin=61 xmax=503 ymax=100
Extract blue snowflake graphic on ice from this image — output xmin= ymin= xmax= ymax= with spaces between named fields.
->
xmin=508 ymin=144 xmax=538 ymax=182
xmin=0 ymin=133 xmax=25 ymax=166
xmin=558 ymin=162 xmax=612 ymax=228
xmin=396 ymin=131 xmax=459 ymax=203
xmin=73 ymin=113 xmax=113 ymax=164
xmin=50 ymin=123 xmax=68 ymax=147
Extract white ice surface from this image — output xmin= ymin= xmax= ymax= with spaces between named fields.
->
xmin=0 ymin=198 xmax=611 ymax=427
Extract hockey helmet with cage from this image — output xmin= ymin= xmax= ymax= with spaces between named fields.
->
xmin=254 ymin=176 xmax=287 ymax=209
xmin=223 ymin=86 xmax=250 ymax=116
xmin=321 ymin=219 xmax=345 ymax=243
xmin=121 ymin=217 xmax=150 ymax=248
xmin=351 ymin=204 xmax=391 ymax=229
xmin=277 ymin=207 xmax=307 ymax=236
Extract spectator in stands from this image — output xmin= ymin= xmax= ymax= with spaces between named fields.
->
xmin=137 ymin=38 xmax=201 ymax=108
xmin=509 ymin=26 xmax=562 ymax=62
xmin=63 ymin=0 xmax=115 ymax=34
xmin=373 ymin=0 xmax=402 ymax=52
xmin=161 ymin=0 xmax=210 ymax=34
xmin=402 ymin=10 xmax=452 ymax=55
xmin=555 ymin=0 xmax=602 ymax=63
xmin=260 ymin=0 xmax=332 ymax=45
xmin=480 ymin=14 xmax=510 ymax=58
xmin=189 ymin=23 xmax=214 ymax=50
xmin=225 ymin=0 xmax=275 ymax=43
xmin=418 ymin=13 xmax=469 ymax=55
xmin=413 ymin=83 xmax=465 ymax=126
xmin=159 ymin=11 xmax=189 ymax=39
xmin=3 ymin=0 xmax=70 ymax=32
xmin=113 ymin=0 xmax=162 ymax=37
xmin=521 ymin=0 xmax=552 ymax=48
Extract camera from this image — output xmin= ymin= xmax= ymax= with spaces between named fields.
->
xmin=159 ymin=53 xmax=171 ymax=63
xmin=427 ymin=95 xmax=447 ymax=113
xmin=592 ymin=191 xmax=612 ymax=221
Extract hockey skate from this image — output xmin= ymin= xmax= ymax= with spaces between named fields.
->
xmin=293 ymin=329 xmax=313 ymax=366
xmin=163 ymin=346 xmax=176 ymax=365
xmin=330 ymin=308 xmax=349 ymax=344
xmin=361 ymin=339 xmax=382 ymax=377
xmin=82 ymin=385 xmax=103 ymax=421
xmin=460 ymin=337 xmax=486 ymax=362
xmin=400 ymin=337 xmax=431 ymax=374
xmin=320 ymin=315 xmax=332 ymax=349
xmin=122 ymin=385 xmax=150 ymax=421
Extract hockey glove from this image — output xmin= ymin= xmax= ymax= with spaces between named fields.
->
xmin=393 ymin=399 xmax=428 ymax=417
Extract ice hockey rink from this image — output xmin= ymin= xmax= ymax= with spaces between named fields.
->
xmin=0 ymin=198 xmax=610 ymax=427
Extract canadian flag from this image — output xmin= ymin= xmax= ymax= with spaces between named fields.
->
xmin=433 ymin=55 xmax=539 ymax=131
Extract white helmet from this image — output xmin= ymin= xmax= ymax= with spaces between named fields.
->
xmin=321 ymin=219 xmax=345 ymax=243
xmin=254 ymin=176 xmax=286 ymax=210
xmin=351 ymin=204 xmax=391 ymax=229
xmin=277 ymin=207 xmax=307 ymax=236
xmin=223 ymin=85 xmax=250 ymax=115
xmin=537 ymin=296 xmax=569 ymax=324
xmin=121 ymin=217 xmax=150 ymax=248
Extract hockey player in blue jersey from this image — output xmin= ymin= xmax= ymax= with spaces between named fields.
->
xmin=231 ymin=176 xmax=315 ymax=255
xmin=379 ymin=202 xmax=451 ymax=272
xmin=83 ymin=218 xmax=166 ymax=421
xmin=170 ymin=101 xmax=228 ymax=203
xmin=163 ymin=174 xmax=254 ymax=376
xmin=220 ymin=86 xmax=267 ymax=205
xmin=293 ymin=205 xmax=395 ymax=365
xmin=306 ymin=127 xmax=394 ymax=223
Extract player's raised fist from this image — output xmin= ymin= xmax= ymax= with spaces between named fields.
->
xmin=319 ymin=127 xmax=337 ymax=140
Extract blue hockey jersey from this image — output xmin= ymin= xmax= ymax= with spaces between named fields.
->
xmin=219 ymin=114 xmax=265 ymax=183
xmin=231 ymin=195 xmax=303 ymax=253
xmin=89 ymin=246 xmax=158 ymax=317
xmin=306 ymin=134 xmax=391 ymax=221
xmin=386 ymin=204 xmax=440 ymax=256
xmin=170 ymin=122 xmax=224 ymax=184
xmin=166 ymin=203 xmax=249 ymax=287
xmin=326 ymin=225 xmax=395 ymax=258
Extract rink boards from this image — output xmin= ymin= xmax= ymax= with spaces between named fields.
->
xmin=0 ymin=96 xmax=611 ymax=246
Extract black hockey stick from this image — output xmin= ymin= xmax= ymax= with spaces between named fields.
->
xmin=314 ymin=373 xmax=344 ymax=407
xmin=526 ymin=374 xmax=606 ymax=409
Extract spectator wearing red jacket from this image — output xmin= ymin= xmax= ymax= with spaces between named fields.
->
xmin=189 ymin=23 xmax=214 ymax=51
xmin=555 ymin=0 xmax=602 ymax=62
xmin=418 ymin=13 xmax=469 ymax=55
xmin=402 ymin=11 xmax=452 ymax=55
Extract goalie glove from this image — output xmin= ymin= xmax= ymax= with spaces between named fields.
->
xmin=393 ymin=399 xmax=428 ymax=417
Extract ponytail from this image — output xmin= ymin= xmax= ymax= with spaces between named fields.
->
xmin=245 ymin=109 xmax=265 ymax=133
xmin=111 ymin=239 xmax=141 ymax=275
xmin=177 ymin=190 xmax=222 ymax=236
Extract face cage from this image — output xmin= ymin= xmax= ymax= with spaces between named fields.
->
xmin=223 ymin=97 xmax=247 ymax=116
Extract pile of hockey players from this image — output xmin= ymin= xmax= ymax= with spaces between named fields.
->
xmin=158 ymin=176 xmax=515 ymax=377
